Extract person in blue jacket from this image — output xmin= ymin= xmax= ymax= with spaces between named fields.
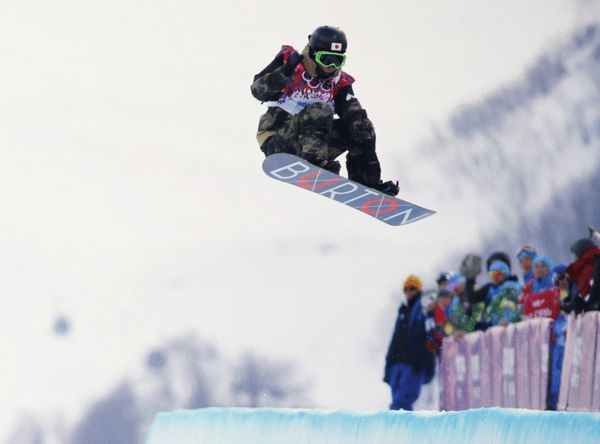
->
xmin=384 ymin=274 xmax=436 ymax=410
xmin=516 ymin=245 xmax=537 ymax=284
xmin=530 ymin=255 xmax=554 ymax=289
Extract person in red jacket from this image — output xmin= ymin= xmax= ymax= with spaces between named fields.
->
xmin=567 ymin=238 xmax=600 ymax=312
xmin=521 ymin=255 xmax=561 ymax=319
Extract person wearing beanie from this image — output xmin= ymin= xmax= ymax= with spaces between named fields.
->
xmin=472 ymin=261 xmax=522 ymax=330
xmin=486 ymin=251 xmax=512 ymax=272
xmin=464 ymin=252 xmax=519 ymax=308
xmin=436 ymin=272 xmax=450 ymax=290
xmin=531 ymin=255 xmax=554 ymax=290
xmin=567 ymin=238 xmax=600 ymax=312
xmin=445 ymin=272 xmax=475 ymax=333
xmin=521 ymin=255 xmax=560 ymax=320
xmin=516 ymin=245 xmax=537 ymax=284
xmin=383 ymin=274 xmax=435 ymax=410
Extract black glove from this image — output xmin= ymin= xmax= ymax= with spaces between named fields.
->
xmin=281 ymin=51 xmax=303 ymax=77
xmin=460 ymin=254 xmax=483 ymax=280
xmin=371 ymin=180 xmax=399 ymax=196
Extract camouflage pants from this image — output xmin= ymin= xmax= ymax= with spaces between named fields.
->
xmin=261 ymin=103 xmax=348 ymax=162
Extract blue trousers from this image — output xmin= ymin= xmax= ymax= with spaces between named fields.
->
xmin=387 ymin=363 xmax=425 ymax=410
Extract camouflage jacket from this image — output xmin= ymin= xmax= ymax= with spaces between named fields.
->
xmin=251 ymin=45 xmax=375 ymax=153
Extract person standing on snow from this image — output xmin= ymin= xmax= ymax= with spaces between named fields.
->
xmin=251 ymin=25 xmax=399 ymax=196
xmin=384 ymin=275 xmax=436 ymax=410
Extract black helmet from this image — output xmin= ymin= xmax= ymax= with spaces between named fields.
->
xmin=486 ymin=251 xmax=511 ymax=271
xmin=570 ymin=238 xmax=595 ymax=259
xmin=436 ymin=272 xmax=450 ymax=285
xmin=308 ymin=26 xmax=347 ymax=53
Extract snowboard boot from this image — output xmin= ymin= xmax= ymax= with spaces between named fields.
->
xmin=346 ymin=154 xmax=399 ymax=196
xmin=301 ymin=154 xmax=341 ymax=174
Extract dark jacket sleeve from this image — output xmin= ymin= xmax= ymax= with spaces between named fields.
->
xmin=251 ymin=52 xmax=291 ymax=102
xmin=333 ymin=85 xmax=355 ymax=117
xmin=337 ymin=88 xmax=377 ymax=153
xmin=465 ymin=278 xmax=491 ymax=305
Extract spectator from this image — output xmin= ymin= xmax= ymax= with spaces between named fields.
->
xmin=435 ymin=289 xmax=453 ymax=334
xmin=515 ymin=244 xmax=537 ymax=284
xmin=567 ymin=238 xmax=600 ymax=312
xmin=464 ymin=251 xmax=518 ymax=308
xmin=521 ymin=255 xmax=560 ymax=320
xmin=530 ymin=255 xmax=554 ymax=290
xmin=553 ymin=263 xmax=582 ymax=314
xmin=473 ymin=261 xmax=522 ymax=329
xmin=384 ymin=274 xmax=436 ymax=410
xmin=436 ymin=272 xmax=450 ymax=290
xmin=446 ymin=272 xmax=475 ymax=333
xmin=548 ymin=314 xmax=568 ymax=410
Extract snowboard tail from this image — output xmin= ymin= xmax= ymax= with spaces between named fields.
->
xmin=262 ymin=153 xmax=435 ymax=226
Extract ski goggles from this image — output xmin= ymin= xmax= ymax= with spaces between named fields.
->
xmin=314 ymin=50 xmax=346 ymax=69
xmin=489 ymin=270 xmax=505 ymax=279
xmin=516 ymin=245 xmax=536 ymax=260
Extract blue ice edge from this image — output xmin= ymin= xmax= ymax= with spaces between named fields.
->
xmin=145 ymin=407 xmax=600 ymax=444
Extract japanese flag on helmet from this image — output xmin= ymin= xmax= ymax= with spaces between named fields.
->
xmin=331 ymin=42 xmax=343 ymax=51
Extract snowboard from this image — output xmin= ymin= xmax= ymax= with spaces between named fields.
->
xmin=262 ymin=153 xmax=435 ymax=226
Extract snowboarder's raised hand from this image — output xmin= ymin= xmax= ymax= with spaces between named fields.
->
xmin=460 ymin=254 xmax=483 ymax=280
xmin=281 ymin=51 xmax=303 ymax=77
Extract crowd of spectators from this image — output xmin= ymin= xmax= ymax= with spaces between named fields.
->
xmin=429 ymin=234 xmax=600 ymax=341
xmin=384 ymin=230 xmax=600 ymax=411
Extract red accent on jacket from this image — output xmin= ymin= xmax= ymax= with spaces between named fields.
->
xmin=567 ymin=245 xmax=600 ymax=299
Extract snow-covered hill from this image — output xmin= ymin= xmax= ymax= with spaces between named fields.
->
xmin=413 ymin=24 xmax=600 ymax=264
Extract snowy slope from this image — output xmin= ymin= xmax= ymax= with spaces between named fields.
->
xmin=146 ymin=408 xmax=600 ymax=444
xmin=412 ymin=24 xmax=600 ymax=263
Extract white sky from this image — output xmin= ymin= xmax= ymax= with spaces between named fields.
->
xmin=0 ymin=0 xmax=586 ymax=437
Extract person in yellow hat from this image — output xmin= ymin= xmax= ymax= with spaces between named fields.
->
xmin=383 ymin=274 xmax=436 ymax=410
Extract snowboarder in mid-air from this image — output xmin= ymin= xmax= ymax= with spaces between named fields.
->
xmin=251 ymin=25 xmax=399 ymax=196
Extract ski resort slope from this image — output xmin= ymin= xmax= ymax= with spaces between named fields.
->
xmin=145 ymin=408 xmax=600 ymax=444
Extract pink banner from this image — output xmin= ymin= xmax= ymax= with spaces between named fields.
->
xmin=515 ymin=321 xmax=531 ymax=408
xmin=479 ymin=330 xmax=492 ymax=407
xmin=565 ymin=314 xmax=584 ymax=410
xmin=528 ymin=319 xmax=545 ymax=409
xmin=569 ymin=312 xmax=598 ymax=411
xmin=489 ymin=326 xmax=504 ymax=406
xmin=464 ymin=332 xmax=483 ymax=408
xmin=558 ymin=314 xmax=577 ymax=410
xmin=455 ymin=339 xmax=468 ymax=410
xmin=440 ymin=317 xmax=566 ymax=411
xmin=539 ymin=318 xmax=551 ymax=409
xmin=502 ymin=324 xmax=517 ymax=407
xmin=441 ymin=337 xmax=458 ymax=410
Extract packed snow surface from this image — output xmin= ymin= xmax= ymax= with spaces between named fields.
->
xmin=145 ymin=407 xmax=600 ymax=444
